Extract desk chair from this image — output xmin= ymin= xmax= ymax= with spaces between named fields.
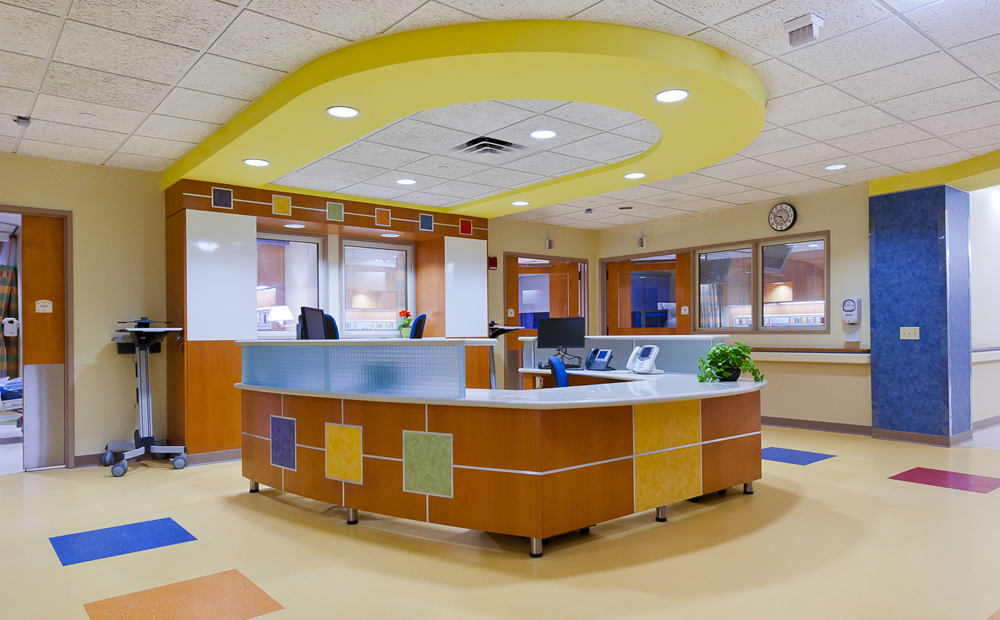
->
xmin=548 ymin=356 xmax=568 ymax=388
xmin=409 ymin=313 xmax=427 ymax=339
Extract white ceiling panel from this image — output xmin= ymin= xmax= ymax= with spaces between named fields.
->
xmin=135 ymin=114 xmax=220 ymax=143
xmin=459 ymin=167 xmax=544 ymax=188
xmin=764 ymin=178 xmax=843 ymax=196
xmin=752 ymin=59 xmax=822 ymax=99
xmin=154 ymin=88 xmax=245 ymax=124
xmin=40 ymin=63 xmax=170 ymax=111
xmin=382 ymin=1 xmax=482 ymax=36
xmin=678 ymin=198 xmax=731 ymax=211
xmin=209 ymin=10 xmax=349 ymax=72
xmin=296 ymin=158 xmax=387 ymax=183
xmin=31 ymin=94 xmax=148 ymax=133
xmin=599 ymin=185 xmax=666 ymax=201
xmin=737 ymin=128 xmax=815 ymax=158
xmin=17 ymin=139 xmax=111 ymax=164
xmin=764 ymin=85 xmax=865 ymax=126
xmin=643 ymin=172 xmax=716 ymax=192
xmin=665 ymin=0 xmax=769 ymax=25
xmin=329 ymin=141 xmax=427 ymax=170
xmin=551 ymin=132 xmax=648 ymax=162
xmin=715 ymin=0 xmax=892 ymax=57
xmin=560 ymin=195 xmax=621 ymax=208
xmin=0 ymin=119 xmax=20 ymax=139
xmin=519 ymin=203 xmax=577 ymax=217
xmin=248 ymin=0 xmax=424 ymax=41
xmin=22 ymin=118 xmax=126 ymax=150
xmin=0 ymin=3 xmax=62 ymax=58
xmin=118 ymin=135 xmax=195 ymax=159
xmin=0 ymin=136 xmax=16 ymax=152
xmin=564 ymin=220 xmax=614 ymax=229
xmin=362 ymin=170 xmax=446 ymax=191
xmin=968 ymin=143 xmax=1000 ymax=156
xmin=781 ymin=18 xmax=937 ymax=82
xmin=410 ymin=101 xmax=536 ymax=135
xmin=0 ymin=85 xmax=36 ymax=116
xmin=683 ymin=180 xmax=754 ymax=198
xmin=698 ymin=158 xmax=780 ymax=181
xmin=786 ymin=106 xmax=898 ymax=141
xmin=68 ymin=0 xmax=236 ymax=50
xmin=833 ymin=52 xmax=975 ymax=104
xmin=489 ymin=114 xmax=602 ymax=150
xmin=905 ymin=0 xmax=1000 ymax=48
xmin=876 ymin=79 xmax=1000 ymax=121
xmin=271 ymin=172 xmax=353 ymax=193
xmin=54 ymin=21 xmax=199 ymax=85
xmin=393 ymin=192 xmax=457 ymax=208
xmin=501 ymin=209 xmax=547 ymax=222
xmin=533 ymin=215 xmax=584 ymax=226
xmin=879 ymin=0 xmax=937 ymax=10
xmin=398 ymin=155 xmax=490 ymax=179
xmin=589 ymin=212 xmax=649 ymax=225
xmin=633 ymin=192 xmax=702 ymax=207
xmin=0 ymin=51 xmax=46 ymax=91
xmin=686 ymin=28 xmax=769 ymax=65
xmin=544 ymin=101 xmax=642 ymax=131
xmin=862 ymin=138 xmax=962 ymax=165
xmin=755 ymin=142 xmax=850 ymax=167
xmin=736 ymin=169 xmax=813 ymax=189
xmin=4 ymin=0 xmax=67 ymax=15
xmin=591 ymin=203 xmax=663 ymax=217
xmin=105 ymin=151 xmax=174 ymax=172
xmin=893 ymin=150 xmax=969 ymax=173
xmin=366 ymin=119 xmax=476 ymax=152
xmin=715 ymin=188 xmax=783 ymax=204
xmin=571 ymin=0 xmax=703 ymax=36
xmin=827 ymin=122 xmax=933 ymax=152
xmin=435 ymin=0 xmax=596 ymax=20
xmin=943 ymin=125 xmax=1000 ymax=150
xmin=611 ymin=119 xmax=662 ymax=144
xmin=502 ymin=151 xmax=592 ymax=176
xmin=790 ymin=154 xmax=882 ymax=177
xmin=950 ymin=33 xmax=1000 ymax=77
xmin=912 ymin=101 xmax=1000 ymax=136
xmin=821 ymin=164 xmax=902 ymax=185
xmin=179 ymin=54 xmax=285 ymax=101
xmin=338 ymin=182 xmax=410 ymax=200
xmin=498 ymin=100 xmax=566 ymax=114
xmin=421 ymin=179 xmax=500 ymax=199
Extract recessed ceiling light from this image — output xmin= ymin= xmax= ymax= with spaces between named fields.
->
xmin=327 ymin=106 xmax=359 ymax=118
xmin=624 ymin=172 xmax=646 ymax=180
xmin=619 ymin=206 xmax=633 ymax=210
xmin=655 ymin=89 xmax=689 ymax=103
xmin=244 ymin=159 xmax=270 ymax=167
xmin=396 ymin=179 xmax=416 ymax=185
xmin=381 ymin=233 xmax=400 ymax=238
xmin=530 ymin=130 xmax=557 ymax=139
xmin=808 ymin=244 xmax=818 ymax=248
xmin=825 ymin=163 xmax=847 ymax=170
xmin=512 ymin=201 xmax=530 ymax=206
xmin=284 ymin=224 xmax=305 ymax=229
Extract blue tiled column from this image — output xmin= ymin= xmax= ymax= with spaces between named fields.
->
xmin=869 ymin=185 xmax=971 ymax=444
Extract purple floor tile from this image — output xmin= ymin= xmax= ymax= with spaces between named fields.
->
xmin=889 ymin=467 xmax=1000 ymax=494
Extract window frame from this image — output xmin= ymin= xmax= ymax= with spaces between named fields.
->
xmin=339 ymin=237 xmax=416 ymax=339
xmin=694 ymin=243 xmax=755 ymax=334
xmin=256 ymin=231 xmax=327 ymax=340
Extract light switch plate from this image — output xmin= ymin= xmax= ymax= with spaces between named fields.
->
xmin=900 ymin=326 xmax=920 ymax=340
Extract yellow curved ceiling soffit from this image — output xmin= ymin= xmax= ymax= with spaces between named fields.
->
xmin=868 ymin=148 xmax=1000 ymax=196
xmin=162 ymin=20 xmax=766 ymax=218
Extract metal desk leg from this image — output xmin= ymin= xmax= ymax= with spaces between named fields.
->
xmin=250 ymin=481 xmax=259 ymax=493
xmin=529 ymin=537 xmax=543 ymax=558
xmin=347 ymin=508 xmax=359 ymax=525
xmin=655 ymin=505 xmax=668 ymax=522
xmin=488 ymin=346 xmax=498 ymax=390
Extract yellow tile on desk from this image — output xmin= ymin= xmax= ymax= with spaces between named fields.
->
xmin=634 ymin=400 xmax=700 ymax=454
xmin=325 ymin=423 xmax=363 ymax=483
xmin=634 ymin=446 xmax=701 ymax=512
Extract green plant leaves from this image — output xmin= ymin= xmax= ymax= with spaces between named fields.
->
xmin=697 ymin=342 xmax=764 ymax=382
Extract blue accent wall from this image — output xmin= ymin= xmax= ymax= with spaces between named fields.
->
xmin=869 ymin=186 xmax=971 ymax=438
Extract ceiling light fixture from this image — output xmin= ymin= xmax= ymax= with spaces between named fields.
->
xmin=512 ymin=201 xmax=530 ymax=206
xmin=584 ymin=208 xmax=593 ymax=214
xmin=327 ymin=106 xmax=359 ymax=118
xmin=396 ymin=179 xmax=416 ymax=185
xmin=382 ymin=233 xmax=400 ymax=238
xmin=284 ymin=224 xmax=305 ymax=229
xmin=824 ymin=163 xmax=847 ymax=170
xmin=655 ymin=89 xmax=689 ymax=103
xmin=619 ymin=206 xmax=633 ymax=210
xmin=13 ymin=116 xmax=30 ymax=128
xmin=244 ymin=159 xmax=270 ymax=167
xmin=530 ymin=130 xmax=556 ymax=139
xmin=624 ymin=172 xmax=646 ymax=180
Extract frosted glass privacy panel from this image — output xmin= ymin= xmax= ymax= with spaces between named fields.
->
xmin=241 ymin=344 xmax=465 ymax=399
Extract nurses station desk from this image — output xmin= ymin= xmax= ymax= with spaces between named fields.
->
xmin=237 ymin=337 xmax=765 ymax=557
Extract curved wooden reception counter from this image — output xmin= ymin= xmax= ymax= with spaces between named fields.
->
xmin=237 ymin=339 xmax=765 ymax=557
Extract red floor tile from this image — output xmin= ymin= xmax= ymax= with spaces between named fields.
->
xmin=889 ymin=467 xmax=1000 ymax=494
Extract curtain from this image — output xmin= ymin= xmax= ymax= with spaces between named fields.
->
xmin=699 ymin=283 xmax=721 ymax=329
xmin=0 ymin=238 xmax=18 ymax=378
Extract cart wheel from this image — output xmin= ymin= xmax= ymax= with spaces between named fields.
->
xmin=718 ymin=489 xmax=727 ymax=496
xmin=579 ymin=527 xmax=591 ymax=535
xmin=153 ymin=452 xmax=168 ymax=460
xmin=111 ymin=462 xmax=127 ymax=477
xmin=172 ymin=456 xmax=186 ymax=470
xmin=101 ymin=450 xmax=114 ymax=467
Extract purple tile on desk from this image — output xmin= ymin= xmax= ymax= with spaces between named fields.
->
xmin=761 ymin=447 xmax=835 ymax=466
xmin=270 ymin=416 xmax=296 ymax=470
xmin=889 ymin=467 xmax=1000 ymax=494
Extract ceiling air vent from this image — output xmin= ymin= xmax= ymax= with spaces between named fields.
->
xmin=784 ymin=13 xmax=824 ymax=47
xmin=447 ymin=135 xmax=533 ymax=165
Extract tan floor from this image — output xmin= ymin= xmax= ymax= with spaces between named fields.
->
xmin=2 ymin=426 xmax=1000 ymax=620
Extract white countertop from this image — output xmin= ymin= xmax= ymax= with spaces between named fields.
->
xmin=519 ymin=367 xmax=653 ymax=381
xmin=237 ymin=337 xmax=497 ymax=347
xmin=236 ymin=373 xmax=765 ymax=410
xmin=519 ymin=334 xmax=728 ymax=342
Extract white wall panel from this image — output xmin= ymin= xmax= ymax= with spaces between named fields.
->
xmin=186 ymin=210 xmax=257 ymax=341
xmin=444 ymin=236 xmax=487 ymax=337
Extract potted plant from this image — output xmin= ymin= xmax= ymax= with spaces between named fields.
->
xmin=697 ymin=342 xmax=764 ymax=383
xmin=398 ymin=310 xmax=413 ymax=338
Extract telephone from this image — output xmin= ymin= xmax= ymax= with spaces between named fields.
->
xmin=626 ymin=345 xmax=662 ymax=374
xmin=585 ymin=348 xmax=613 ymax=371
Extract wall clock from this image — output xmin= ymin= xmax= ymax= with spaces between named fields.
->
xmin=768 ymin=203 xmax=797 ymax=231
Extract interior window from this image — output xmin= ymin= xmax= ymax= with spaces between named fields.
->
xmin=630 ymin=270 xmax=676 ymax=328
xmin=257 ymin=237 xmax=320 ymax=338
xmin=342 ymin=242 xmax=412 ymax=335
xmin=761 ymin=239 xmax=826 ymax=328
xmin=698 ymin=248 xmax=752 ymax=330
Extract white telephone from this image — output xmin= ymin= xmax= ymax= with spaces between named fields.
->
xmin=626 ymin=345 xmax=662 ymax=374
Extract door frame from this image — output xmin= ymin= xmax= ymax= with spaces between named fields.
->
xmin=599 ymin=248 xmax=695 ymax=336
xmin=0 ymin=204 xmax=74 ymax=469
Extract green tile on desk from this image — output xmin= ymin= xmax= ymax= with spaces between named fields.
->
xmin=403 ymin=431 xmax=452 ymax=497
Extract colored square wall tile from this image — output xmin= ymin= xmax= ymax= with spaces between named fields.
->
xmin=889 ymin=467 xmax=1000 ymax=494
xmin=326 ymin=201 xmax=343 ymax=221
xmin=211 ymin=187 xmax=232 ymax=209
xmin=634 ymin=400 xmax=700 ymax=454
xmin=50 ymin=517 xmax=196 ymax=566
xmin=84 ymin=569 xmax=282 ymax=620
xmin=634 ymin=446 xmax=701 ymax=512
xmin=403 ymin=431 xmax=452 ymax=497
xmin=375 ymin=207 xmax=391 ymax=226
xmin=326 ymin=423 xmax=362 ymax=483
xmin=419 ymin=213 xmax=433 ymax=231
xmin=272 ymin=194 xmax=291 ymax=216
xmin=270 ymin=416 xmax=296 ymax=470
xmin=762 ymin=447 xmax=835 ymax=466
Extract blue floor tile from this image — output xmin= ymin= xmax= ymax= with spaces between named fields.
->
xmin=49 ymin=517 xmax=196 ymax=566
xmin=762 ymin=446 xmax=836 ymax=466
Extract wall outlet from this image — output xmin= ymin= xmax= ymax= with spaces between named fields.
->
xmin=534 ymin=375 xmax=543 ymax=389
xmin=900 ymin=326 xmax=920 ymax=340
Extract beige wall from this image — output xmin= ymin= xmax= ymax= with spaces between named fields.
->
xmin=0 ymin=152 xmax=166 ymax=457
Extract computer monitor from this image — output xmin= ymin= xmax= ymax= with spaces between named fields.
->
xmin=537 ymin=317 xmax=585 ymax=349
xmin=299 ymin=306 xmax=327 ymax=340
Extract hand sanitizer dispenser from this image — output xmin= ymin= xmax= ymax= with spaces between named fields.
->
xmin=842 ymin=298 xmax=862 ymax=342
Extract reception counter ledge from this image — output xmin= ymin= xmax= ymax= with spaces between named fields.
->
xmin=237 ymin=340 xmax=766 ymax=557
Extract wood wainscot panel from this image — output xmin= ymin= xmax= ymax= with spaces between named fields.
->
xmin=185 ymin=340 xmax=243 ymax=454
xmin=21 ymin=215 xmax=66 ymax=365
xmin=428 ymin=405 xmax=541 ymax=471
xmin=701 ymin=391 xmax=761 ymax=441
xmin=344 ymin=456 xmax=427 ymax=521
xmin=541 ymin=459 xmax=633 ymax=538
xmin=415 ymin=237 xmax=445 ymax=338
xmin=282 ymin=395 xmax=342 ymax=448
xmin=166 ymin=212 xmax=186 ymax=446
xmin=343 ymin=400 xmax=424 ymax=459
xmin=430 ymin=468 xmax=542 ymax=538
xmin=284 ymin=446 xmax=344 ymax=506
xmin=465 ymin=345 xmax=492 ymax=389
xmin=540 ymin=406 xmax=633 ymax=471
xmin=242 ymin=434 xmax=282 ymax=490
xmin=241 ymin=391 xmax=280 ymax=439
xmin=701 ymin=433 xmax=761 ymax=494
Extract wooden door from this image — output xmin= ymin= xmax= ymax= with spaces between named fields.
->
xmin=606 ymin=252 xmax=691 ymax=335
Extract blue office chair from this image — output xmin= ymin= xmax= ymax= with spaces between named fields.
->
xmin=548 ymin=356 xmax=568 ymax=388
xmin=410 ymin=313 xmax=427 ymax=339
